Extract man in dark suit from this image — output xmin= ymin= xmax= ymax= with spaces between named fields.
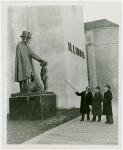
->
xmin=75 ymin=87 xmax=93 ymax=121
xmin=90 ymin=86 xmax=103 ymax=122
xmin=103 ymin=84 xmax=113 ymax=124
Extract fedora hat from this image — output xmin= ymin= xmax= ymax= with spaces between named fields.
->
xmin=20 ymin=31 xmax=29 ymax=37
xmin=86 ymin=86 xmax=91 ymax=91
xmin=28 ymin=32 xmax=32 ymax=39
xmin=105 ymin=84 xmax=111 ymax=89
xmin=95 ymin=86 xmax=100 ymax=90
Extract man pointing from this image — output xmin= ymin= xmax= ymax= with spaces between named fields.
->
xmin=75 ymin=87 xmax=93 ymax=121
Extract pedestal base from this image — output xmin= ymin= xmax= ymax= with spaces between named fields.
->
xmin=9 ymin=93 xmax=57 ymax=120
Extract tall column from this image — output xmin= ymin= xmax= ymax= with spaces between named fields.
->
xmin=86 ymin=31 xmax=97 ymax=93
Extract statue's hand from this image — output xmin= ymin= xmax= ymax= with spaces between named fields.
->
xmin=41 ymin=60 xmax=47 ymax=66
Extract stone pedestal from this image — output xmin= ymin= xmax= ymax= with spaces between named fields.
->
xmin=9 ymin=92 xmax=56 ymax=120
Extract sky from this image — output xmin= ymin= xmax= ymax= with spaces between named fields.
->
xmin=81 ymin=1 xmax=121 ymax=24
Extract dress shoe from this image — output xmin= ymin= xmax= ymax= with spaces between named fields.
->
xmin=108 ymin=123 xmax=113 ymax=124
xmin=97 ymin=120 xmax=101 ymax=122
xmin=90 ymin=120 xmax=95 ymax=122
xmin=80 ymin=119 xmax=84 ymax=121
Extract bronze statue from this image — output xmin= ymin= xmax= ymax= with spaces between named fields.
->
xmin=15 ymin=31 xmax=47 ymax=92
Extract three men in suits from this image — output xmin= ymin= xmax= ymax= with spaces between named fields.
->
xmin=75 ymin=87 xmax=93 ymax=121
xmin=91 ymin=86 xmax=103 ymax=122
xmin=75 ymin=84 xmax=113 ymax=125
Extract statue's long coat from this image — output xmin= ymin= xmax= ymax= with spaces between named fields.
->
xmin=92 ymin=92 xmax=103 ymax=116
xmin=103 ymin=90 xmax=113 ymax=115
xmin=75 ymin=91 xmax=93 ymax=114
xmin=15 ymin=41 xmax=42 ymax=82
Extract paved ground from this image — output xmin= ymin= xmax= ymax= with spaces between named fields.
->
xmin=23 ymin=102 xmax=118 ymax=145
xmin=7 ymin=108 xmax=80 ymax=144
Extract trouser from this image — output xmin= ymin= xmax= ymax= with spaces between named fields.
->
xmin=19 ymin=79 xmax=30 ymax=92
xmin=106 ymin=115 xmax=113 ymax=124
xmin=81 ymin=113 xmax=90 ymax=120
xmin=92 ymin=115 xmax=101 ymax=121
xmin=42 ymin=78 xmax=47 ymax=91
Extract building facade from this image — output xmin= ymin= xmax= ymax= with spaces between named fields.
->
xmin=85 ymin=19 xmax=119 ymax=100
xmin=7 ymin=6 xmax=88 ymax=112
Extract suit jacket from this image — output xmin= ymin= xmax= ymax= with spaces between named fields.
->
xmin=103 ymin=90 xmax=113 ymax=115
xmin=15 ymin=41 xmax=43 ymax=82
xmin=92 ymin=92 xmax=103 ymax=116
xmin=75 ymin=91 xmax=93 ymax=114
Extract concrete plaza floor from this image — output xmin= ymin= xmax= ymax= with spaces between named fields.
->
xmin=23 ymin=102 xmax=118 ymax=145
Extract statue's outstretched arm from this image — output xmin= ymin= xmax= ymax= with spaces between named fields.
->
xmin=30 ymin=48 xmax=47 ymax=64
